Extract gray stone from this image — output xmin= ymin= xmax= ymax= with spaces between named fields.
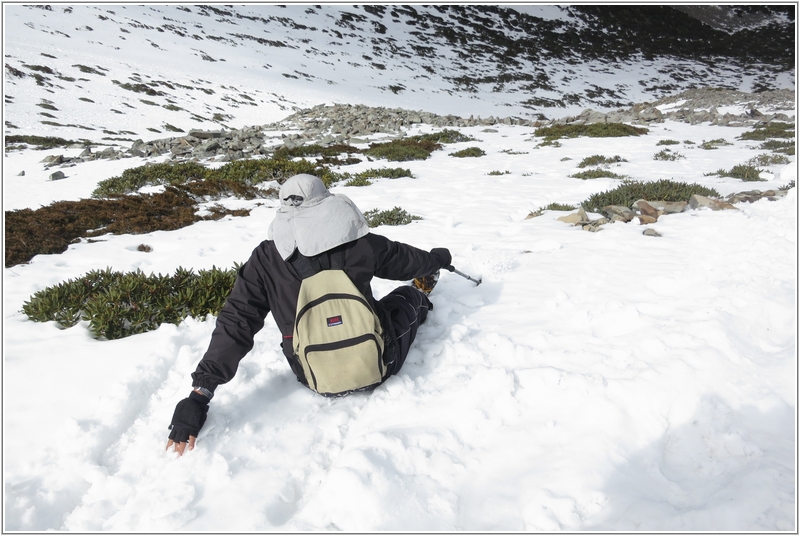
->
xmin=602 ymin=205 xmax=635 ymax=222
xmin=643 ymin=228 xmax=662 ymax=237
xmin=689 ymin=194 xmax=737 ymax=211
xmin=49 ymin=170 xmax=66 ymax=181
xmin=633 ymin=199 xmax=660 ymax=219
xmin=17 ymin=170 xmax=25 ymax=176
xmin=646 ymin=200 xmax=688 ymax=214
xmin=189 ymin=129 xmax=225 ymax=139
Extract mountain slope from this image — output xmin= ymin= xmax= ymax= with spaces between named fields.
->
xmin=3 ymin=4 xmax=795 ymax=143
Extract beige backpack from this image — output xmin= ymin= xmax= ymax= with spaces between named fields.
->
xmin=292 ymin=252 xmax=385 ymax=396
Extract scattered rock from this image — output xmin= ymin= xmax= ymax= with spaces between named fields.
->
xmin=637 ymin=215 xmax=658 ymax=225
xmin=17 ymin=171 xmax=25 ymax=176
xmin=689 ymin=194 xmax=738 ymax=211
xmin=643 ymin=228 xmax=662 ymax=237
xmin=49 ymin=170 xmax=66 ymax=181
xmin=557 ymin=207 xmax=589 ymax=224
xmin=632 ymin=199 xmax=660 ymax=220
xmin=602 ymin=205 xmax=635 ymax=222
xmin=646 ymin=200 xmax=688 ymax=214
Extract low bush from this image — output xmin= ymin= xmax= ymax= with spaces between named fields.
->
xmin=656 ymin=139 xmax=680 ymax=146
xmin=5 ymin=135 xmax=88 ymax=149
xmin=759 ymin=140 xmax=795 ymax=155
xmin=581 ymin=179 xmax=720 ymax=213
xmin=6 ymin=182 xmax=269 ymax=267
xmin=364 ymin=139 xmax=442 ymax=161
xmin=700 ymin=138 xmax=732 ymax=150
xmin=577 ymin=155 xmax=626 ymax=168
xmin=738 ymin=122 xmax=795 ymax=141
xmin=449 ymin=147 xmax=486 ymax=158
xmin=545 ymin=202 xmax=577 ymax=211
xmin=344 ymin=176 xmax=371 ymax=187
xmin=93 ymin=158 xmax=333 ymax=197
xmin=779 ymin=180 xmax=795 ymax=191
xmin=22 ymin=266 xmax=238 ymax=340
xmin=410 ymin=129 xmax=475 ymax=144
xmin=707 ymin=164 xmax=765 ymax=181
xmin=487 ymin=170 xmax=511 ymax=176
xmin=534 ymin=123 xmax=648 ymax=142
xmin=748 ymin=153 xmax=790 ymax=166
xmin=363 ymin=207 xmax=421 ymax=227
xmin=571 ymin=169 xmax=626 ymax=180
xmin=653 ymin=149 xmax=685 ymax=161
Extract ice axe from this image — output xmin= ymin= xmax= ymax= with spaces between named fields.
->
xmin=445 ymin=265 xmax=482 ymax=286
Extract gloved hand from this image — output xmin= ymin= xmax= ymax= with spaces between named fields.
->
xmin=430 ymin=248 xmax=452 ymax=269
xmin=166 ymin=391 xmax=209 ymax=455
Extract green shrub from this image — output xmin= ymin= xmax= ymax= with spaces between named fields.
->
xmin=501 ymin=149 xmax=529 ymax=155
xmin=273 ymin=143 xmax=360 ymax=160
xmin=656 ymin=139 xmax=680 ymax=146
xmin=335 ymin=167 xmax=412 ymax=184
xmin=581 ymin=179 xmax=720 ymax=213
xmin=364 ymin=139 xmax=442 ymax=161
xmin=760 ymin=140 xmax=795 ymax=155
xmin=738 ymin=122 xmax=795 ymax=141
xmin=4 ymin=135 xmax=88 ymax=149
xmin=363 ymin=207 xmax=421 ymax=227
xmin=571 ymin=169 xmax=626 ymax=180
xmin=22 ymin=266 xmax=238 ymax=339
xmin=748 ymin=153 xmax=791 ymax=166
xmin=544 ymin=202 xmax=577 ymax=211
xmin=344 ymin=176 xmax=371 ymax=187
xmin=92 ymin=162 xmax=210 ymax=197
xmin=534 ymin=123 xmax=648 ymax=142
xmin=487 ymin=170 xmax=511 ymax=175
xmin=93 ymin=158 xmax=336 ymax=197
xmin=700 ymin=138 xmax=732 ymax=150
xmin=449 ymin=147 xmax=486 ymax=158
xmin=653 ymin=149 xmax=685 ymax=161
xmin=577 ymin=155 xmax=626 ymax=168
xmin=409 ymin=129 xmax=475 ymax=144
xmin=707 ymin=164 xmax=765 ymax=181
xmin=779 ymin=179 xmax=795 ymax=191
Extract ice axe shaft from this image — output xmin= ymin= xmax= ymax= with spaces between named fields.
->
xmin=446 ymin=265 xmax=482 ymax=286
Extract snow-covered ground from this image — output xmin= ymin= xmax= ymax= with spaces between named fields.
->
xmin=3 ymin=117 xmax=796 ymax=530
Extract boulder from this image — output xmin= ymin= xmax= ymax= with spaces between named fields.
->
xmin=633 ymin=199 xmax=660 ymax=219
xmin=557 ymin=207 xmax=589 ymax=224
xmin=637 ymin=215 xmax=658 ymax=225
xmin=643 ymin=228 xmax=662 ymax=237
xmin=603 ymin=205 xmax=635 ymax=222
xmin=646 ymin=200 xmax=688 ymax=214
xmin=689 ymin=194 xmax=737 ymax=211
xmin=49 ymin=170 xmax=66 ymax=181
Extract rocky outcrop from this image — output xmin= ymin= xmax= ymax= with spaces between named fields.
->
xmin=556 ymin=187 xmax=791 ymax=233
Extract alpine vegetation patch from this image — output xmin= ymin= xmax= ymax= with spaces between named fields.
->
xmin=363 ymin=206 xmax=421 ymax=227
xmin=581 ymin=179 xmax=720 ymax=213
xmin=534 ymin=123 xmax=648 ymax=142
xmin=22 ymin=266 xmax=238 ymax=340
xmin=706 ymin=164 xmax=766 ymax=182
xmin=577 ymin=155 xmax=627 ymax=168
xmin=570 ymin=169 xmax=626 ymax=180
xmin=700 ymin=138 xmax=733 ymax=150
xmin=449 ymin=147 xmax=486 ymax=158
xmin=653 ymin=148 xmax=686 ymax=161
xmin=738 ymin=122 xmax=795 ymax=141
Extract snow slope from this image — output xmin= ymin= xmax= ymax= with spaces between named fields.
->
xmin=3 ymin=3 xmax=797 ymax=532
xmin=3 ymin=118 xmax=796 ymax=531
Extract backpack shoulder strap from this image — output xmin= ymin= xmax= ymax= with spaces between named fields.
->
xmin=290 ymin=247 xmax=346 ymax=279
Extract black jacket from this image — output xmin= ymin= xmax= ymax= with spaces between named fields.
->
xmin=191 ymin=233 xmax=441 ymax=392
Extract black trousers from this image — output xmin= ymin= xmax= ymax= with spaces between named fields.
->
xmin=379 ymin=285 xmax=432 ymax=377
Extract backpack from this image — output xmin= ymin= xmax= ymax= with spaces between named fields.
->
xmin=291 ymin=249 xmax=385 ymax=396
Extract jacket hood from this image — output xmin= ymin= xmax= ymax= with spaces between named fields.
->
xmin=268 ymin=174 xmax=370 ymax=260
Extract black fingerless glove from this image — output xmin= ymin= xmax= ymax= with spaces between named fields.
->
xmin=430 ymin=248 xmax=452 ymax=269
xmin=168 ymin=391 xmax=209 ymax=443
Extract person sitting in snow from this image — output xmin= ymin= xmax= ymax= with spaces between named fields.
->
xmin=166 ymin=173 xmax=451 ymax=455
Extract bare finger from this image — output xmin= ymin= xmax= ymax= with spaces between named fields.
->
xmin=166 ymin=439 xmax=175 ymax=451
xmin=175 ymin=442 xmax=187 ymax=456
xmin=188 ymin=436 xmax=197 ymax=451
